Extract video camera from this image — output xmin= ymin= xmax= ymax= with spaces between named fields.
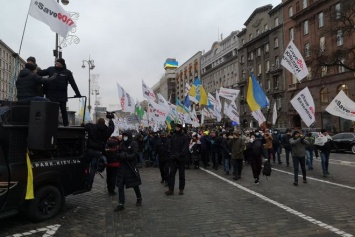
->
xmin=106 ymin=111 xmax=115 ymax=119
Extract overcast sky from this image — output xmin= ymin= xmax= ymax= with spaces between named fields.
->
xmin=1 ymin=0 xmax=281 ymax=113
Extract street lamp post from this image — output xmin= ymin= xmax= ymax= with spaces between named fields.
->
xmin=81 ymin=57 xmax=95 ymax=114
xmin=54 ymin=0 xmax=70 ymax=60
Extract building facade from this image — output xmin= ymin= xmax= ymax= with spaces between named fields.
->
xmin=282 ymin=0 xmax=355 ymax=132
xmin=0 ymin=40 xmax=26 ymax=101
xmin=237 ymin=4 xmax=287 ymax=129
xmin=152 ymin=67 xmax=176 ymax=104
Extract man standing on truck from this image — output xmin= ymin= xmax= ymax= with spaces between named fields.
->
xmin=37 ymin=58 xmax=81 ymax=126
xmin=85 ymin=114 xmax=115 ymax=191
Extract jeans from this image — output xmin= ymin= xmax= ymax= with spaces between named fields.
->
xmin=306 ymin=149 xmax=314 ymax=169
xmin=320 ymin=152 xmax=330 ymax=175
xmin=292 ymin=156 xmax=306 ymax=183
xmin=267 ymin=149 xmax=273 ymax=163
xmin=169 ymin=159 xmax=185 ymax=191
xmin=273 ymin=146 xmax=281 ymax=163
xmin=137 ymin=151 xmax=144 ymax=165
xmin=232 ymin=159 xmax=243 ymax=177
xmin=284 ymin=148 xmax=292 ymax=165
xmin=85 ymin=149 xmax=102 ymax=189
xmin=159 ymin=159 xmax=170 ymax=182
xmin=249 ymin=156 xmax=262 ymax=180
xmin=224 ymin=158 xmax=231 ymax=173
xmin=118 ymin=186 xmax=141 ymax=205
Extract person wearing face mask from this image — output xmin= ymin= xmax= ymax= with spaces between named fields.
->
xmin=165 ymin=124 xmax=189 ymax=196
xmin=289 ymin=131 xmax=309 ymax=186
xmin=114 ymin=131 xmax=142 ymax=211
xmin=247 ymin=133 xmax=267 ymax=184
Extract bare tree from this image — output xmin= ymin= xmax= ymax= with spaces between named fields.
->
xmin=314 ymin=0 xmax=355 ymax=72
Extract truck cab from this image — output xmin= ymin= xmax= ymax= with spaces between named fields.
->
xmin=0 ymin=100 xmax=89 ymax=222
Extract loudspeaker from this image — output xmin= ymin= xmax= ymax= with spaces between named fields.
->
xmin=28 ymin=101 xmax=59 ymax=150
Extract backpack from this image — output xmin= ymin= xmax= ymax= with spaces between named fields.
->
xmin=262 ymin=161 xmax=272 ymax=178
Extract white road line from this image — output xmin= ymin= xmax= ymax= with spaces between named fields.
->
xmin=272 ymin=167 xmax=355 ymax=191
xmin=201 ymin=168 xmax=354 ymax=237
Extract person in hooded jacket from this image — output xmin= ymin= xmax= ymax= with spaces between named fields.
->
xmin=114 ymin=131 xmax=142 ymax=211
xmin=84 ymin=117 xmax=114 ymax=190
xmin=16 ymin=62 xmax=57 ymax=101
xmin=165 ymin=124 xmax=189 ymax=196
xmin=38 ymin=58 xmax=81 ymax=126
xmin=104 ymin=137 xmax=121 ymax=195
xmin=157 ymin=131 xmax=171 ymax=186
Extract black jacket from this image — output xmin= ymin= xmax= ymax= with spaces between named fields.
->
xmin=16 ymin=66 xmax=54 ymax=100
xmin=38 ymin=66 xmax=81 ymax=102
xmin=85 ymin=120 xmax=114 ymax=151
xmin=281 ymin=134 xmax=292 ymax=150
xmin=210 ymin=136 xmax=222 ymax=153
xmin=157 ymin=137 xmax=171 ymax=161
xmin=170 ymin=130 xmax=189 ymax=161
xmin=221 ymin=138 xmax=231 ymax=158
xmin=116 ymin=139 xmax=141 ymax=189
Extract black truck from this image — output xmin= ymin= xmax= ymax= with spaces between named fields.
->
xmin=0 ymin=99 xmax=90 ymax=222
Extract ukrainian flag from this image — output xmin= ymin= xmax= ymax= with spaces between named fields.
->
xmin=188 ymin=78 xmax=208 ymax=106
xmin=246 ymin=73 xmax=269 ymax=112
xmin=176 ymin=98 xmax=190 ymax=114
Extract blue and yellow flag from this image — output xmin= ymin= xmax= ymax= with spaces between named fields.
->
xmin=188 ymin=78 xmax=208 ymax=106
xmin=176 ymin=98 xmax=190 ymax=114
xmin=246 ymin=73 xmax=269 ymax=112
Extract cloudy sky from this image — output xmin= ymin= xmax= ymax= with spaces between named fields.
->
xmin=1 ymin=0 xmax=281 ymax=113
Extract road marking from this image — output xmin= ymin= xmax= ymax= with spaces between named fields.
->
xmin=313 ymin=158 xmax=355 ymax=167
xmin=6 ymin=224 xmax=60 ymax=237
xmin=272 ymin=168 xmax=355 ymax=191
xmin=201 ymin=168 xmax=354 ymax=237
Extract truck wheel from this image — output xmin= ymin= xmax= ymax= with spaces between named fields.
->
xmin=27 ymin=185 xmax=63 ymax=222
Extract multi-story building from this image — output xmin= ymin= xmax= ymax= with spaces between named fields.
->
xmin=282 ymin=0 xmax=355 ymax=132
xmin=175 ymin=52 xmax=202 ymax=102
xmin=152 ymin=69 xmax=176 ymax=104
xmin=0 ymin=40 xmax=26 ymax=101
xmin=237 ymin=4 xmax=287 ymax=129
xmin=200 ymin=31 xmax=239 ymax=126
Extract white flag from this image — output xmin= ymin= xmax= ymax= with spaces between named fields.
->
xmin=219 ymin=87 xmax=240 ymax=101
xmin=215 ymin=91 xmax=222 ymax=113
xmin=272 ymin=103 xmax=278 ymax=125
xmin=281 ymin=40 xmax=309 ymax=82
xmin=225 ymin=102 xmax=240 ymax=125
xmin=147 ymin=98 xmax=168 ymax=122
xmin=157 ymin=93 xmax=170 ymax=110
xmin=116 ymin=83 xmax=135 ymax=113
xmin=251 ymin=109 xmax=266 ymax=126
xmin=326 ymin=90 xmax=355 ymax=121
xmin=290 ymin=87 xmax=315 ymax=127
xmin=29 ymin=0 xmax=76 ymax=38
xmin=142 ymin=80 xmax=156 ymax=101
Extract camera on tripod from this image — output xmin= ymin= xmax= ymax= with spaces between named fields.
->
xmin=106 ymin=111 xmax=115 ymax=119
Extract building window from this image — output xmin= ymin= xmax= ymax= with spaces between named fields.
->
xmin=277 ymin=96 xmax=282 ymax=110
xmin=338 ymin=84 xmax=349 ymax=95
xmin=339 ymin=58 xmax=346 ymax=73
xmin=257 ymin=48 xmax=261 ymax=56
xmin=289 ymin=28 xmax=294 ymax=40
xmin=303 ymin=0 xmax=308 ymax=9
xmin=242 ymin=39 xmax=245 ymax=45
xmin=273 ymin=75 xmax=280 ymax=88
xmin=266 ymin=60 xmax=270 ymax=72
xmin=337 ymin=30 xmax=343 ymax=46
xmin=304 ymin=43 xmax=310 ymax=57
xmin=242 ymin=70 xmax=246 ymax=80
xmin=304 ymin=20 xmax=309 ymax=35
xmin=274 ymin=17 xmax=279 ymax=27
xmin=319 ymin=12 xmax=324 ymax=28
xmin=264 ymin=24 xmax=268 ymax=31
xmin=320 ymin=88 xmax=329 ymax=103
xmin=256 ymin=29 xmax=260 ymax=35
xmin=335 ymin=3 xmax=341 ymax=19
xmin=274 ymin=38 xmax=279 ymax=48
xmin=265 ymin=43 xmax=269 ymax=52
xmin=241 ymin=55 xmax=244 ymax=64
xmin=321 ymin=66 xmax=327 ymax=77
xmin=289 ymin=7 xmax=293 ymax=17
xmin=250 ymin=52 xmax=254 ymax=60
xmin=258 ymin=64 xmax=262 ymax=75
xmin=296 ymin=1 xmax=300 ymax=12
xmin=307 ymin=67 xmax=312 ymax=80
xmin=320 ymin=37 xmax=325 ymax=52
xmin=267 ymin=79 xmax=271 ymax=90
xmin=249 ymin=34 xmax=253 ymax=41
xmin=275 ymin=56 xmax=280 ymax=68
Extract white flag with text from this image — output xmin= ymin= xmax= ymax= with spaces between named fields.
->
xmin=116 ymin=83 xmax=135 ymax=113
xmin=290 ymin=87 xmax=315 ymax=127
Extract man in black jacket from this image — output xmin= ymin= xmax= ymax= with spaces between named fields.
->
xmin=157 ymin=131 xmax=170 ymax=186
xmin=165 ymin=124 xmax=189 ymax=196
xmin=85 ymin=117 xmax=114 ymax=190
xmin=38 ymin=58 xmax=81 ymax=126
xmin=16 ymin=63 xmax=56 ymax=101
xmin=281 ymin=129 xmax=292 ymax=167
xmin=114 ymin=131 xmax=142 ymax=211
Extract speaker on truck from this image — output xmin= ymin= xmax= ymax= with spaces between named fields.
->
xmin=28 ymin=101 xmax=59 ymax=150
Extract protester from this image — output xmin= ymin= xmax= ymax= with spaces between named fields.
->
xmin=281 ymin=129 xmax=292 ymax=167
xmin=247 ymin=133 xmax=267 ymax=184
xmin=272 ymin=129 xmax=282 ymax=164
xmin=165 ymin=124 xmax=189 ymax=196
xmin=157 ymin=131 xmax=171 ymax=186
xmin=221 ymin=133 xmax=231 ymax=175
xmin=189 ymin=134 xmax=201 ymax=169
xmin=289 ymin=131 xmax=309 ymax=186
xmin=104 ymin=137 xmax=121 ymax=195
xmin=84 ymin=116 xmax=114 ymax=190
xmin=304 ymin=132 xmax=315 ymax=170
xmin=38 ymin=58 xmax=81 ymax=126
xmin=264 ymin=130 xmax=274 ymax=163
xmin=200 ymin=131 xmax=210 ymax=168
xmin=114 ymin=131 xmax=142 ymax=211
xmin=135 ymin=134 xmax=145 ymax=168
xmin=209 ymin=130 xmax=222 ymax=170
xmin=228 ymin=131 xmax=245 ymax=180
xmin=315 ymin=129 xmax=334 ymax=177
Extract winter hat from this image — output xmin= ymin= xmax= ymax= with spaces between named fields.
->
xmin=56 ymin=58 xmax=66 ymax=68
xmin=27 ymin=56 xmax=36 ymax=64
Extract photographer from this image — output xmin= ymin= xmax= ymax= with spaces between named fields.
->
xmin=84 ymin=112 xmax=115 ymax=190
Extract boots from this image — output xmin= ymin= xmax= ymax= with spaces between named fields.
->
xmin=136 ymin=198 xmax=142 ymax=206
xmin=165 ymin=190 xmax=174 ymax=196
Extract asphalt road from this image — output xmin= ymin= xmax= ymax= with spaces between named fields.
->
xmin=1 ymin=152 xmax=355 ymax=237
